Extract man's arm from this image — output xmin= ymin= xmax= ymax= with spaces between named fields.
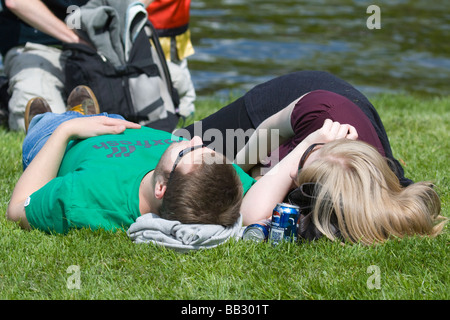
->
xmin=6 ymin=117 xmax=141 ymax=229
xmin=5 ymin=0 xmax=81 ymax=43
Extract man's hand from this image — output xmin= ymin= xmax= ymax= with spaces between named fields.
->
xmin=57 ymin=116 xmax=141 ymax=141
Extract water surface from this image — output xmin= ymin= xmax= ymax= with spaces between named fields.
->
xmin=189 ymin=0 xmax=450 ymax=98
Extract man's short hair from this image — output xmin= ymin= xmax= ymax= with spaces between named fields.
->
xmin=159 ymin=153 xmax=243 ymax=227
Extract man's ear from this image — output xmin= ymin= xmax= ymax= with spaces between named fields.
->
xmin=154 ymin=179 xmax=167 ymax=200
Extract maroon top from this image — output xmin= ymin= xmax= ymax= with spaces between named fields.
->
xmin=278 ymin=90 xmax=386 ymax=160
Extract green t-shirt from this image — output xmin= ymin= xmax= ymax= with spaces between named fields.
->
xmin=25 ymin=127 xmax=256 ymax=234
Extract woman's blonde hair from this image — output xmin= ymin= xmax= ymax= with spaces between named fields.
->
xmin=297 ymin=139 xmax=447 ymax=245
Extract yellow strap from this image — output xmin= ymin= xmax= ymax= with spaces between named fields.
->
xmin=176 ymin=30 xmax=195 ymax=60
xmin=158 ymin=30 xmax=195 ymax=61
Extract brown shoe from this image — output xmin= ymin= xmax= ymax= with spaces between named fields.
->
xmin=24 ymin=97 xmax=52 ymax=132
xmin=67 ymin=85 xmax=100 ymax=115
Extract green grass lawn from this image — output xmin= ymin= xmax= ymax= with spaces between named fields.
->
xmin=0 ymin=93 xmax=448 ymax=301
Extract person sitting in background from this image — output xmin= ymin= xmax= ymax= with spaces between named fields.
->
xmin=0 ymin=0 xmax=89 ymax=131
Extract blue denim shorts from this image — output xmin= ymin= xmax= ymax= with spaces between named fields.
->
xmin=22 ymin=111 xmax=125 ymax=170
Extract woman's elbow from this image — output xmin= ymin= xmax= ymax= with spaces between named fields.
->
xmin=241 ymin=202 xmax=271 ymax=226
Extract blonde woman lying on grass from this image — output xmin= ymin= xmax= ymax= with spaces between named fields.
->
xmin=180 ymin=71 xmax=447 ymax=245
xmin=239 ymin=119 xmax=446 ymax=246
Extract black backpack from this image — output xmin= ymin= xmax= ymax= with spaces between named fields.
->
xmin=63 ymin=21 xmax=181 ymax=132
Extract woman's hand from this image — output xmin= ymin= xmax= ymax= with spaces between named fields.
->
xmin=57 ymin=116 xmax=141 ymax=141
xmin=303 ymin=119 xmax=358 ymax=146
xmin=241 ymin=119 xmax=358 ymax=225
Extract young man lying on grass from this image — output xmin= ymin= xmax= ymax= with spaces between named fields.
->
xmin=6 ymin=87 xmax=254 ymax=234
